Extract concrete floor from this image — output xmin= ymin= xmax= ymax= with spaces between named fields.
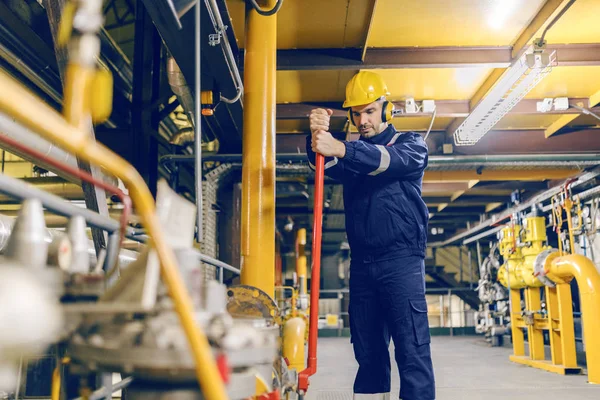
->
xmin=305 ymin=336 xmax=599 ymax=400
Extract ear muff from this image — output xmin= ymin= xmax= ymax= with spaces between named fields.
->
xmin=348 ymin=101 xmax=395 ymax=127
xmin=381 ymin=101 xmax=394 ymax=123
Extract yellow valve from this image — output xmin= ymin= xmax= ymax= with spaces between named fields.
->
xmin=90 ymin=68 xmax=114 ymax=124
xmin=283 ymin=317 xmax=307 ymax=372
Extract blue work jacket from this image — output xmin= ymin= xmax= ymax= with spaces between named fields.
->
xmin=306 ymin=125 xmax=429 ymax=262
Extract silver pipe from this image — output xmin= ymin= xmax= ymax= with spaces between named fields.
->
xmin=428 ymin=153 xmax=600 ymax=165
xmin=205 ymin=0 xmax=244 ymax=104
xmin=433 ymin=167 xmax=600 ymax=247
xmin=0 ymin=42 xmax=61 ymax=105
xmin=195 ymin=1 xmax=203 ymax=242
xmin=72 ymin=377 xmax=134 ymax=400
xmin=0 ymin=173 xmax=141 ymax=241
xmin=0 ymin=112 xmax=115 ymax=186
xmin=197 ymin=251 xmax=240 ymax=275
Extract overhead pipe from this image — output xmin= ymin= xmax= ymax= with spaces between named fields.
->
xmin=204 ymin=0 xmax=243 ymax=104
xmin=0 ymin=112 xmax=116 ymax=186
xmin=160 ymin=152 xmax=600 ymax=166
xmin=167 ymin=57 xmax=196 ymax=127
xmin=430 ymin=167 xmax=600 ymax=247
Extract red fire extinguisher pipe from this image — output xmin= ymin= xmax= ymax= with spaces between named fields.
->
xmin=297 ymin=153 xmax=325 ymax=394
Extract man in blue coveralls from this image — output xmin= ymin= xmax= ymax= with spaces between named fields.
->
xmin=306 ymin=71 xmax=436 ymax=400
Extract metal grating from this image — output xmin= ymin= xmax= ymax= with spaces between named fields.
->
xmin=201 ymin=179 xmax=217 ymax=281
xmin=201 ymin=164 xmax=235 ymax=281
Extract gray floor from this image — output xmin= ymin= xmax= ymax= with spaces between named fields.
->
xmin=305 ymin=336 xmax=599 ymax=400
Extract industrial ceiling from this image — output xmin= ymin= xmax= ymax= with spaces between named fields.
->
xmin=1 ymin=0 xmax=600 ymax=254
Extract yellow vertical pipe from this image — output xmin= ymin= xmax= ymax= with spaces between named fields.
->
xmin=556 ymin=283 xmax=578 ymax=368
xmin=510 ymin=289 xmax=525 ymax=356
xmin=524 ymin=288 xmax=545 ymax=360
xmin=546 ymin=254 xmax=600 ymax=384
xmin=240 ymin=0 xmax=277 ymax=299
xmin=297 ymin=228 xmax=307 ymax=295
xmin=545 ymin=286 xmax=563 ymax=365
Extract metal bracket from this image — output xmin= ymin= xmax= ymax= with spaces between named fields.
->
xmin=209 ymin=25 xmax=228 ymax=46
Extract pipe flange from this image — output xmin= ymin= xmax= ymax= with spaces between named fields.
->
xmin=533 ymin=249 xmax=558 ymax=287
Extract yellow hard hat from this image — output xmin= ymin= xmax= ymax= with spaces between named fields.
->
xmin=342 ymin=71 xmax=391 ymax=108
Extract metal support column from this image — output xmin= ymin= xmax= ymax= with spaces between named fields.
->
xmin=524 ymin=287 xmax=545 ymax=360
xmin=42 ymin=0 xmax=109 ymax=255
xmin=240 ymin=0 xmax=277 ymax=299
xmin=133 ymin=0 xmax=160 ymax=198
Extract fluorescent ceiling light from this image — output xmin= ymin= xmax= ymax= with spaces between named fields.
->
xmin=453 ymin=46 xmax=556 ymax=146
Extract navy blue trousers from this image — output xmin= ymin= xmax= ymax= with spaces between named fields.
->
xmin=349 ymin=256 xmax=435 ymax=400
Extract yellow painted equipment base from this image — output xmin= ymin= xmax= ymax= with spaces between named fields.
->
xmin=509 ymin=355 xmax=581 ymax=375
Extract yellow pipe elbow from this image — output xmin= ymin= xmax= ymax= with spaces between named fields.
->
xmin=547 ymin=254 xmax=600 ymax=384
xmin=283 ymin=317 xmax=306 ymax=372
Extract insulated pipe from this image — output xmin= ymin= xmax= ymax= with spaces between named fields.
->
xmin=0 ymin=113 xmax=114 ymax=185
xmin=167 ymin=58 xmax=196 ymax=127
xmin=170 ymin=127 xmax=195 ymax=147
xmin=159 ymin=152 xmax=600 ymax=166
xmin=545 ymin=254 xmax=600 ymax=384
xmin=240 ymin=0 xmax=277 ymax=298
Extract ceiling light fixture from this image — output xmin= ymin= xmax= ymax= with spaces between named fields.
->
xmin=453 ymin=45 xmax=556 ymax=146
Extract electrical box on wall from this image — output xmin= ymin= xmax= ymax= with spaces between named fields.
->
xmin=405 ymin=98 xmax=417 ymax=113
xmin=422 ymin=100 xmax=436 ymax=113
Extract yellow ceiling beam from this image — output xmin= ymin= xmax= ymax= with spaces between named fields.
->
xmin=361 ymin=0 xmax=379 ymax=61
xmin=545 ymin=114 xmax=579 ymax=137
xmin=545 ymin=90 xmax=600 ymax=137
xmin=437 ymin=203 xmax=448 ymax=212
xmin=447 ymin=180 xmax=479 ymax=203
xmin=486 ymin=202 xmax=504 ymax=213
xmin=424 ymin=169 xmax=579 ymax=182
xmin=511 ymin=0 xmax=573 ymax=59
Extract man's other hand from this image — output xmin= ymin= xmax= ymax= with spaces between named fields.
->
xmin=310 ymin=108 xmax=333 ymax=134
xmin=312 ymin=130 xmax=346 ymax=158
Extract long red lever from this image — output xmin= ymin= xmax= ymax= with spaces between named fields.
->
xmin=298 ymin=153 xmax=325 ymax=393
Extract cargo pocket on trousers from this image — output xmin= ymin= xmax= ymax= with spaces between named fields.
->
xmin=409 ymin=298 xmax=431 ymax=346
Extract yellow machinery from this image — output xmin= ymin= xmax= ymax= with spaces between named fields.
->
xmin=498 ymin=196 xmax=600 ymax=383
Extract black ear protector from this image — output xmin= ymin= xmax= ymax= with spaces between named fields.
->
xmin=347 ymin=100 xmax=395 ymax=127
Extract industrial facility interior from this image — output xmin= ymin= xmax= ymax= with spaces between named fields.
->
xmin=2 ymin=0 xmax=600 ymax=399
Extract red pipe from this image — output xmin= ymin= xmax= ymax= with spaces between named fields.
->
xmin=298 ymin=153 xmax=324 ymax=393
xmin=0 ymin=133 xmax=131 ymax=245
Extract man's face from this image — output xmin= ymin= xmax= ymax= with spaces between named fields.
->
xmin=350 ymin=100 xmax=388 ymax=138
